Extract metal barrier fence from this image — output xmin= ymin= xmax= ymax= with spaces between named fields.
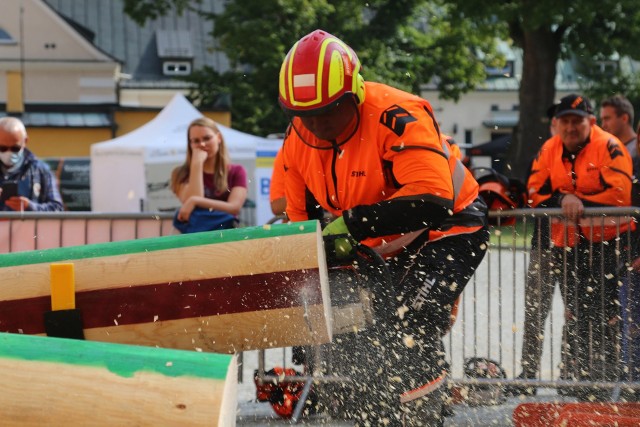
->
xmin=450 ymin=206 xmax=639 ymax=396
xmin=0 ymin=211 xmax=176 ymax=254
xmin=0 ymin=207 xmax=256 ymax=254
xmin=250 ymin=206 xmax=640 ymax=421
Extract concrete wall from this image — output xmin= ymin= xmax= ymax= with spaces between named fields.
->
xmin=421 ymin=90 xmax=517 ymax=146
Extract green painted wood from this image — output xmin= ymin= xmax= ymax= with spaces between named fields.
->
xmin=0 ymin=220 xmax=319 ymax=268
xmin=0 ymin=332 xmax=232 ymax=380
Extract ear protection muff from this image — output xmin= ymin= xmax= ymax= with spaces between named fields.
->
xmin=354 ymin=73 xmax=365 ymax=105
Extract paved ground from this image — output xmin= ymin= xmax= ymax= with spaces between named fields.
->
xmin=235 ymin=350 xmax=578 ymax=426
xmin=237 ymin=381 xmax=572 ymax=426
xmin=236 ymin=397 xmax=529 ymax=426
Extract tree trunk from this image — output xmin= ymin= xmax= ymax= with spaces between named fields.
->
xmin=507 ymin=29 xmax=560 ymax=181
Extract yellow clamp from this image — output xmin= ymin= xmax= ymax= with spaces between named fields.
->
xmin=50 ymin=263 xmax=76 ymax=311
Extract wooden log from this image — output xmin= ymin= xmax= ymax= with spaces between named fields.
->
xmin=0 ymin=221 xmax=331 ymax=353
xmin=554 ymin=411 xmax=640 ymax=427
xmin=513 ymin=402 xmax=640 ymax=427
xmin=559 ymin=402 xmax=640 ymax=418
xmin=0 ymin=332 xmax=236 ymax=426
xmin=512 ymin=403 xmax=565 ymax=427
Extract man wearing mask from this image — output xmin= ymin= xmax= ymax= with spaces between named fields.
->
xmin=0 ymin=117 xmax=63 ymax=211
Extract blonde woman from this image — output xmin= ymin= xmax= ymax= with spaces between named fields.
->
xmin=171 ymin=117 xmax=247 ymax=231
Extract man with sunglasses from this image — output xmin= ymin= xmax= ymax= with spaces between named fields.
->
xmin=0 ymin=117 xmax=63 ymax=211
xmin=279 ymin=30 xmax=488 ymax=425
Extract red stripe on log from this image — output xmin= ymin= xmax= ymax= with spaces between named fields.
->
xmin=0 ymin=269 xmax=321 ymax=334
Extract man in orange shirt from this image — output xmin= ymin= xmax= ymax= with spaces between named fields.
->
xmin=527 ymin=94 xmax=633 ymax=400
xmin=279 ymin=29 xmax=488 ymax=425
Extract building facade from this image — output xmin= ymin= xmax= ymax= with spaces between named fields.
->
xmin=0 ymin=0 xmax=230 ymax=157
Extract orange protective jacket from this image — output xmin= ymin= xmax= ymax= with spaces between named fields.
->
xmin=527 ymin=125 xmax=633 ymax=247
xmin=282 ymin=82 xmax=486 ymax=254
xmin=269 ymin=148 xmax=285 ymax=202
xmin=442 ymin=135 xmax=463 ymax=161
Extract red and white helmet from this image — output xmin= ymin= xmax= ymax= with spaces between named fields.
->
xmin=279 ymin=29 xmax=365 ymax=116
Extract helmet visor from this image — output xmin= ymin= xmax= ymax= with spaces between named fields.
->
xmin=286 ymin=97 xmax=360 ymax=150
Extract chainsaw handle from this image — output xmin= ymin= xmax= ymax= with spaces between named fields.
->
xmin=323 ymin=235 xmax=395 ymax=320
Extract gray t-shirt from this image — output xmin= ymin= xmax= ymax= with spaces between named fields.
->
xmin=625 ymin=137 xmax=637 ymax=158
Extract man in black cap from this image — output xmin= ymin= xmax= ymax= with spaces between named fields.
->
xmin=526 ymin=93 xmax=633 ymax=400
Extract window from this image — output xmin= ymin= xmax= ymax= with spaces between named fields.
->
xmin=465 ymin=130 xmax=473 ymax=145
xmin=485 ymin=60 xmax=514 ymax=78
xmin=0 ymin=27 xmax=16 ymax=44
xmin=595 ymin=60 xmax=618 ymax=77
xmin=163 ymin=61 xmax=191 ymax=76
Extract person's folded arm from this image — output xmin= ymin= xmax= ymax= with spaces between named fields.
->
xmin=192 ymin=185 xmax=247 ymax=216
xmin=343 ymin=148 xmax=454 ymax=241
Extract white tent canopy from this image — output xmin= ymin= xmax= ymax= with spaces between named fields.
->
xmin=91 ymin=94 xmax=261 ymax=213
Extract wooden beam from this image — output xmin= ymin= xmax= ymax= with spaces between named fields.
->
xmin=0 ymin=221 xmax=332 ymax=352
xmin=0 ymin=332 xmax=236 ymax=425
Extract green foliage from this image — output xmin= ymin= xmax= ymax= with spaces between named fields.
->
xmin=122 ymin=0 xmax=640 ymax=143
xmin=195 ymin=0 xmax=505 ymax=134
xmin=200 ymin=0 xmax=347 ymax=134
xmin=123 ymin=0 xmax=505 ymax=135
xmin=575 ymin=56 xmax=640 ymax=124
xmin=445 ymin=0 xmax=640 ymax=179
xmin=456 ymin=0 xmax=640 ymax=85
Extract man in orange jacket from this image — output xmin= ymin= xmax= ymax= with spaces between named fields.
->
xmin=279 ymin=29 xmax=488 ymax=425
xmin=527 ymin=93 xmax=633 ymax=400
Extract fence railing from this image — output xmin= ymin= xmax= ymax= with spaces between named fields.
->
xmin=3 ymin=207 xmax=640 ymax=407
xmin=0 ymin=206 xmax=256 ymax=254
xmin=251 ymin=206 xmax=640 ymax=416
xmin=449 ymin=207 xmax=638 ymax=392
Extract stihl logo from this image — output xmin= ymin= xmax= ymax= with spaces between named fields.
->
xmin=351 ymin=171 xmax=366 ymax=177
xmin=571 ymin=96 xmax=583 ymax=108
xmin=411 ymin=276 xmax=437 ymax=311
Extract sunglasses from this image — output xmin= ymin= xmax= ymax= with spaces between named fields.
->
xmin=0 ymin=146 xmax=22 ymax=153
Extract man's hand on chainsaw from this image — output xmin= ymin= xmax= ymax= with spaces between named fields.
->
xmin=323 ymin=216 xmax=348 ymax=235
xmin=322 ymin=216 xmax=354 ymax=259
